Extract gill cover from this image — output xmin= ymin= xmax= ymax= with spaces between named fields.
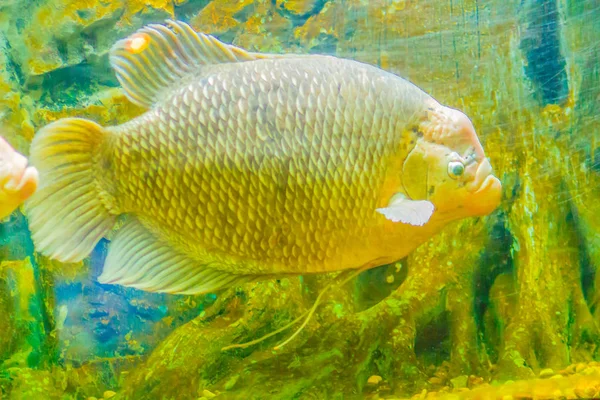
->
xmin=376 ymin=141 xmax=435 ymax=227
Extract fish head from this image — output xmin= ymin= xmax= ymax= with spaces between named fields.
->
xmin=0 ymin=136 xmax=39 ymax=219
xmin=401 ymin=100 xmax=502 ymax=220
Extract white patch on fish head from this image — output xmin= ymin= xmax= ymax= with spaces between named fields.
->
xmin=401 ymin=101 xmax=502 ymax=219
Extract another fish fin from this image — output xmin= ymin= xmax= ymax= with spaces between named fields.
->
xmin=376 ymin=196 xmax=435 ymax=226
xmin=109 ymin=19 xmax=273 ymax=108
xmin=24 ymin=119 xmax=116 ymax=263
xmin=99 ymin=216 xmax=252 ymax=295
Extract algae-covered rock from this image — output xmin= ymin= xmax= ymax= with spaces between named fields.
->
xmin=6 ymin=368 xmax=68 ymax=400
xmin=0 ymin=257 xmax=46 ymax=369
xmin=1 ymin=0 xmax=174 ymax=78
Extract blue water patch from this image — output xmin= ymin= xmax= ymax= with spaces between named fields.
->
xmin=54 ymin=238 xmax=207 ymax=363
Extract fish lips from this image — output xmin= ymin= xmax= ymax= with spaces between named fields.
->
xmin=1 ymin=152 xmax=39 ymax=199
xmin=464 ymin=158 xmax=502 ymax=216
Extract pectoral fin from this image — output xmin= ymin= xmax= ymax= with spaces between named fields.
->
xmin=376 ymin=194 xmax=434 ymax=226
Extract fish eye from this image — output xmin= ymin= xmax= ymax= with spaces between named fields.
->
xmin=447 ymin=161 xmax=465 ymax=179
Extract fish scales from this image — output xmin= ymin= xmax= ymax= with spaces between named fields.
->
xmin=104 ymin=57 xmax=417 ymax=274
xmin=25 ymin=20 xmax=502 ymax=295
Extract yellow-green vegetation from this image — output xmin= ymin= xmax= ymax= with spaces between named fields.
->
xmin=0 ymin=0 xmax=599 ymax=399
xmin=399 ymin=361 xmax=600 ymax=399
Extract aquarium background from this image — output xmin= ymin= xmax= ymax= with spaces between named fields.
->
xmin=0 ymin=0 xmax=599 ymax=399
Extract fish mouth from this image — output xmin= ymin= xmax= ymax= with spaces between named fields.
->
xmin=466 ymin=158 xmax=494 ymax=193
xmin=462 ymin=157 xmax=502 ymax=216
xmin=2 ymin=154 xmax=39 ymax=199
xmin=475 ymin=174 xmax=500 ymax=194
xmin=464 ymin=174 xmax=502 ymax=216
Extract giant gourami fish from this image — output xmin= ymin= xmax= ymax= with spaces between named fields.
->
xmin=25 ymin=20 xmax=502 ymax=295
xmin=0 ymin=136 xmax=38 ymax=220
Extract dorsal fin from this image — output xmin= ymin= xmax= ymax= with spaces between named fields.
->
xmin=109 ymin=20 xmax=272 ymax=108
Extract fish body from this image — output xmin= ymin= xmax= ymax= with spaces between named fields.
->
xmin=25 ymin=21 xmax=501 ymax=295
xmin=105 ymin=55 xmax=431 ymax=276
xmin=0 ymin=136 xmax=38 ymax=220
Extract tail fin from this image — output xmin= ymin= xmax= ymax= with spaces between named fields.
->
xmin=24 ymin=118 xmax=116 ymax=263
